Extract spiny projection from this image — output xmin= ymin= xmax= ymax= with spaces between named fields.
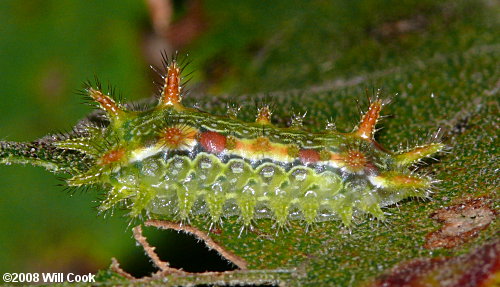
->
xmin=0 ymin=53 xmax=444 ymax=230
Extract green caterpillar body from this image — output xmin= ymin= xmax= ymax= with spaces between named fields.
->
xmin=0 ymin=55 xmax=444 ymax=229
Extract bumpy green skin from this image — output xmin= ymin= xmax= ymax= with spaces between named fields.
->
xmin=0 ymin=61 xmax=443 ymax=230
xmin=52 ymin=102 xmax=440 ymax=228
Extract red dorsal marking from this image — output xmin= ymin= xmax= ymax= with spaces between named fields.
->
xmin=299 ymin=149 xmax=320 ymax=164
xmin=200 ymin=131 xmax=227 ymax=153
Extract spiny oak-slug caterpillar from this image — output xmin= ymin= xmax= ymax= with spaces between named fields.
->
xmin=0 ymin=53 xmax=444 ymax=231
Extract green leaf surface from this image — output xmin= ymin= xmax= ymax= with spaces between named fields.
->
xmin=0 ymin=0 xmax=498 ymax=286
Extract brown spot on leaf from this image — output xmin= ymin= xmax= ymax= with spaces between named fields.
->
xmin=425 ymin=197 xmax=495 ymax=249
xmin=209 ymin=227 xmax=222 ymax=235
xmin=367 ymin=240 xmax=500 ymax=287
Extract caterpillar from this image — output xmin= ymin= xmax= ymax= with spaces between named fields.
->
xmin=0 ymin=54 xmax=444 ymax=230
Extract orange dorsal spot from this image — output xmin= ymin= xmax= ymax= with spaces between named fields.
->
xmin=163 ymin=127 xmax=185 ymax=148
xmin=355 ymin=100 xmax=382 ymax=140
xmin=160 ymin=62 xmax=182 ymax=108
xmin=256 ymin=106 xmax=272 ymax=125
xmin=162 ymin=126 xmax=197 ymax=149
xmin=252 ymin=137 xmax=272 ymax=153
xmin=276 ymin=146 xmax=290 ymax=157
xmin=233 ymin=138 xmax=290 ymax=160
xmin=100 ymin=148 xmax=126 ymax=165
xmin=344 ymin=150 xmax=367 ymax=172
xmin=199 ymin=131 xmax=227 ymax=153
xmin=89 ymin=88 xmax=122 ymax=118
xmin=299 ymin=149 xmax=320 ymax=164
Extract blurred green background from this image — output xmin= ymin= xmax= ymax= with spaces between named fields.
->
xmin=0 ymin=0 xmax=498 ymax=279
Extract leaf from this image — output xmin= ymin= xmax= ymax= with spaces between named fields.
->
xmin=1 ymin=0 xmax=498 ymax=286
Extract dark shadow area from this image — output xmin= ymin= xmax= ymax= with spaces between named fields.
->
xmin=119 ymin=227 xmax=237 ymax=278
